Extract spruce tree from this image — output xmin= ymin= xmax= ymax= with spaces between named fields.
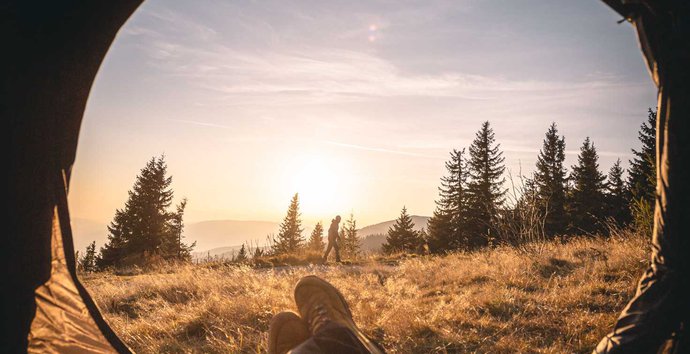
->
xmin=427 ymin=149 xmax=469 ymax=252
xmin=126 ymin=156 xmax=174 ymax=255
xmin=272 ymin=193 xmax=305 ymax=255
xmin=466 ymin=121 xmax=506 ymax=247
xmin=307 ymin=222 xmax=326 ymax=252
xmin=533 ymin=123 xmax=568 ymax=237
xmin=162 ymin=198 xmax=195 ymax=261
xmin=79 ymin=241 xmax=97 ymax=272
xmin=569 ymin=137 xmax=607 ymax=234
xmin=605 ymin=159 xmax=630 ymax=227
xmin=426 ymin=210 xmax=453 ymax=253
xmin=383 ymin=207 xmax=422 ymax=254
xmin=341 ymin=213 xmax=360 ymax=258
xmin=235 ymin=244 xmax=248 ymax=263
xmin=97 ymin=155 xmax=192 ymax=269
xmin=627 ymin=108 xmax=657 ymax=233
xmin=252 ymin=246 xmax=264 ymax=259
xmin=96 ymin=209 xmax=129 ymax=269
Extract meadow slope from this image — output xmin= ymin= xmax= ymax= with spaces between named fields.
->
xmin=82 ymin=235 xmax=647 ymax=353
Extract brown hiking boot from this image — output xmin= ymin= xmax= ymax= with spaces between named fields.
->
xmin=294 ymin=275 xmax=384 ymax=353
xmin=267 ymin=311 xmax=311 ymax=354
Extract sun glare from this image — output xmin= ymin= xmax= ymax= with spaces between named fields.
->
xmin=289 ymin=153 xmax=349 ymax=219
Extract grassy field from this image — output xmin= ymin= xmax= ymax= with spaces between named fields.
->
xmin=82 ymin=234 xmax=648 ymax=353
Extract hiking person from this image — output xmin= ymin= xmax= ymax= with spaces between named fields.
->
xmin=322 ymin=215 xmax=341 ymax=263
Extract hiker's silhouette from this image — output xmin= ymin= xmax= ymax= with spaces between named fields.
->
xmin=323 ymin=215 xmax=342 ymax=263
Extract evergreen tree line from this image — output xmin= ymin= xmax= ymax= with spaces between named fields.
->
xmin=417 ymin=110 xmax=656 ymax=254
xmin=85 ymin=156 xmax=196 ymax=271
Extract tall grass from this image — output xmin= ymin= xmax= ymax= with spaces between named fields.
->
xmin=82 ymin=234 xmax=647 ymax=353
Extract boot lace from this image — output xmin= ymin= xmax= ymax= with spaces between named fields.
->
xmin=308 ymin=304 xmax=330 ymax=333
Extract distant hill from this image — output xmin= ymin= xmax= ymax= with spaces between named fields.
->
xmin=186 ymin=220 xmax=279 ymax=252
xmin=358 ymin=215 xmax=430 ymax=252
xmin=358 ymin=215 xmax=430 ymax=237
xmin=360 ymin=234 xmax=387 ymax=253
xmin=192 ymin=245 xmax=243 ymax=260
xmin=192 ymin=244 xmax=270 ymax=261
xmin=70 ymin=218 xmax=279 ymax=254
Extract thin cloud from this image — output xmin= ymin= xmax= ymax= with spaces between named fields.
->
xmin=127 ymin=10 xmax=640 ymax=107
xmin=155 ymin=42 xmax=634 ymax=104
xmin=168 ymin=118 xmax=232 ymax=129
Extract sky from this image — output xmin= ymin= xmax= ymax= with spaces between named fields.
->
xmin=69 ymin=0 xmax=657 ymax=244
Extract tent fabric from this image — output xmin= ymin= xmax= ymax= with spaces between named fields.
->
xmin=29 ymin=204 xmax=116 ymax=353
xmin=4 ymin=2 xmax=141 ymax=353
xmin=595 ymin=1 xmax=690 ymax=353
xmin=2 ymin=1 xmax=687 ymax=353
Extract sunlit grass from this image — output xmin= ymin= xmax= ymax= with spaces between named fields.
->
xmin=82 ymin=233 xmax=647 ymax=353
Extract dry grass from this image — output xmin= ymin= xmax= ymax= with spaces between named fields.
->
xmin=82 ymin=234 xmax=648 ymax=353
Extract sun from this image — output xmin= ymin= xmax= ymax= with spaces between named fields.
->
xmin=289 ymin=153 xmax=349 ymax=218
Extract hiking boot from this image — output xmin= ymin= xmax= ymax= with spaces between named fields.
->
xmin=294 ymin=275 xmax=384 ymax=353
xmin=267 ymin=311 xmax=311 ymax=354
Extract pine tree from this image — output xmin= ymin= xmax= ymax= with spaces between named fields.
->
xmin=79 ymin=241 xmax=97 ymax=272
xmin=466 ymin=121 xmax=506 ymax=247
xmin=569 ymin=137 xmax=607 ymax=234
xmin=96 ymin=209 xmax=129 ymax=269
xmin=272 ymin=193 xmax=305 ymax=255
xmin=252 ymin=246 xmax=264 ymax=259
xmin=605 ymin=159 xmax=630 ymax=227
xmin=427 ymin=149 xmax=469 ymax=253
xmin=627 ymin=108 xmax=656 ymax=233
xmin=533 ymin=123 xmax=568 ymax=237
xmin=383 ymin=207 xmax=423 ymax=254
xmin=307 ymin=222 xmax=326 ymax=252
xmin=126 ymin=156 xmax=174 ymax=255
xmin=97 ymin=155 xmax=192 ymax=269
xmin=341 ymin=213 xmax=360 ymax=258
xmin=235 ymin=244 xmax=248 ymax=263
xmin=162 ymin=198 xmax=195 ymax=261
xmin=426 ymin=209 xmax=453 ymax=253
